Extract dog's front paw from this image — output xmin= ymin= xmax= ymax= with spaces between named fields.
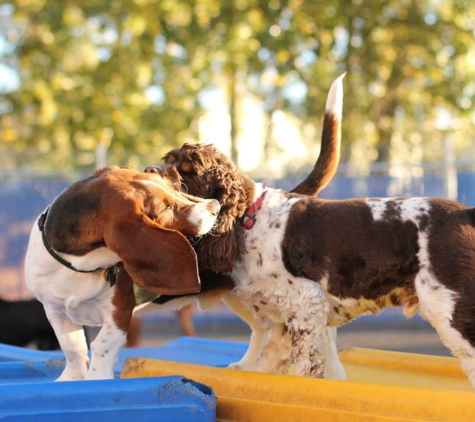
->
xmin=227 ymin=361 xmax=247 ymax=370
xmin=56 ymin=372 xmax=86 ymax=382
xmin=324 ymin=366 xmax=346 ymax=380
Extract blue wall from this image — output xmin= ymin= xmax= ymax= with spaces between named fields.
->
xmin=1 ymin=172 xmax=474 ymax=299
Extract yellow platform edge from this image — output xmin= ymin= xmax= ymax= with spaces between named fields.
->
xmin=121 ymin=350 xmax=474 ymax=422
xmin=339 ymin=347 xmax=465 ymax=377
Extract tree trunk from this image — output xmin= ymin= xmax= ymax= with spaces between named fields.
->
xmin=228 ymin=66 xmax=239 ymax=166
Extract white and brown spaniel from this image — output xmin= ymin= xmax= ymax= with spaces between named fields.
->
xmin=147 ymin=75 xmax=475 ymax=390
xmin=145 ymin=75 xmax=346 ymax=380
xmin=24 ymin=166 xmax=220 ymax=381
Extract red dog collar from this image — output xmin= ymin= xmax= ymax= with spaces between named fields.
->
xmin=240 ymin=191 xmax=267 ymax=231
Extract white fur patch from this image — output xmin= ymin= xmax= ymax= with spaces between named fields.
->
xmin=188 ymin=200 xmax=220 ymax=235
xmin=25 ymin=227 xmax=117 ymax=328
xmin=366 ymin=197 xmax=431 ymax=229
xmin=60 ymin=248 xmax=121 ymax=273
xmin=25 ymin=221 xmax=150 ymax=381
xmin=400 ymin=197 xmax=431 ymax=226
xmin=231 ymin=189 xmax=335 ymax=377
xmin=365 ymin=198 xmax=392 ymax=221
xmin=415 ymin=268 xmax=473 ymax=357
xmin=325 ymin=73 xmax=345 ymax=119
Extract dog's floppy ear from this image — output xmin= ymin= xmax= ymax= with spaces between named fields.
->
xmin=104 ymin=216 xmax=201 ymax=295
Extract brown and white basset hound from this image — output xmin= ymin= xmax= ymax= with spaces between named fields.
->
xmin=24 ymin=166 xmax=220 ymax=381
xmin=147 ymin=75 xmax=475 ymax=390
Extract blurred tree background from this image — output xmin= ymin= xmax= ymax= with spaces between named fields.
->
xmin=0 ymin=0 xmax=474 ymax=174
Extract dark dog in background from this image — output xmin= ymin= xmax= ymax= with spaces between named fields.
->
xmin=0 ymin=298 xmax=59 ymax=350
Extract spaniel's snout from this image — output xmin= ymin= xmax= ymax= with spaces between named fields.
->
xmin=144 ymin=165 xmax=161 ymax=174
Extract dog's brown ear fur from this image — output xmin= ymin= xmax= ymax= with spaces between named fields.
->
xmin=104 ymin=215 xmax=201 ymax=295
xmin=195 ymin=172 xmax=252 ymax=274
xmin=93 ymin=165 xmax=120 ymax=176
xmin=93 ymin=165 xmax=135 ymax=177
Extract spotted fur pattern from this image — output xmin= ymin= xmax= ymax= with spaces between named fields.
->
xmin=230 ymin=190 xmax=475 ymax=388
xmin=231 ymin=186 xmax=344 ymax=378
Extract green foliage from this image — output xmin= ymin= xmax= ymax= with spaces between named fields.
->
xmin=0 ymin=0 xmax=474 ymax=171
xmin=1 ymin=0 xmax=212 ymax=169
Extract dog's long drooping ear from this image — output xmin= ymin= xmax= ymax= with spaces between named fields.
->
xmin=104 ymin=215 xmax=201 ymax=295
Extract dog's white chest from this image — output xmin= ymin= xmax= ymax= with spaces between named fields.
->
xmin=231 ymin=191 xmax=319 ymax=321
xmin=232 ymin=191 xmax=294 ymax=280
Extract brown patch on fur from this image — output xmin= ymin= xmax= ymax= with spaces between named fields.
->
xmin=283 ymin=194 xmax=475 ymax=350
xmin=427 ymin=200 xmax=475 ymax=346
xmin=282 ymin=197 xmax=420 ymax=311
xmin=383 ymin=200 xmax=402 ymax=220
xmin=111 ymin=263 xmax=136 ymax=333
xmin=45 ymin=166 xmax=210 ymax=295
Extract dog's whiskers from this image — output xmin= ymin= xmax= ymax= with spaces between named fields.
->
xmin=188 ymin=235 xmax=202 ymax=246
xmin=180 ymin=182 xmax=189 ymax=194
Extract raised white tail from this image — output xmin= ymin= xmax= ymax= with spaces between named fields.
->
xmin=291 ymin=73 xmax=345 ymax=196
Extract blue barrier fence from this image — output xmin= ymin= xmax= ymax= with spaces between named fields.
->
xmin=1 ymin=170 xmax=474 ymax=300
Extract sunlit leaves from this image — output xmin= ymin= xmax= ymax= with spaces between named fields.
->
xmin=0 ymin=0 xmax=474 ymax=171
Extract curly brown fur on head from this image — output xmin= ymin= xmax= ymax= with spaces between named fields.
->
xmin=145 ymin=143 xmax=255 ymax=274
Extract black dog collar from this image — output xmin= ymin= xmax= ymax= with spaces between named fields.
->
xmin=38 ymin=207 xmax=116 ymax=286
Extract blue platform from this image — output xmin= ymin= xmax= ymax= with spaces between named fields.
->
xmin=0 ymin=339 xmax=226 ymax=421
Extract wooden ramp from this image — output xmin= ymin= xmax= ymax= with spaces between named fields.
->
xmin=121 ymin=346 xmax=473 ymax=422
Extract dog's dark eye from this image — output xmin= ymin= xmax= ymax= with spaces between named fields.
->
xmin=165 ymin=154 xmax=177 ymax=164
xmin=166 ymin=204 xmax=174 ymax=211
xmin=180 ymin=162 xmax=193 ymax=173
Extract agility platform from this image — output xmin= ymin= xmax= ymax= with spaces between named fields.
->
xmin=0 ymin=337 xmax=473 ymax=421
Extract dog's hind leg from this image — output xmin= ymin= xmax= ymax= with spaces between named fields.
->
xmin=416 ymin=268 xmax=475 ymax=389
xmin=45 ymin=309 xmax=89 ymax=381
xmin=222 ymin=293 xmax=267 ymax=370
xmin=460 ymin=357 xmax=475 ymax=390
